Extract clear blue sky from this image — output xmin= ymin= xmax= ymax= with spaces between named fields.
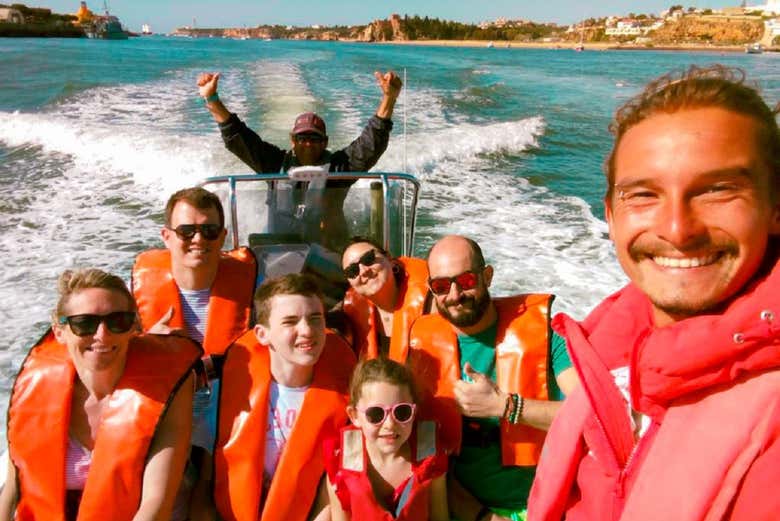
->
xmin=39 ymin=1 xmax=745 ymax=33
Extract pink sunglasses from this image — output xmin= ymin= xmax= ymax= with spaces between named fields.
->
xmin=358 ymin=403 xmax=416 ymax=424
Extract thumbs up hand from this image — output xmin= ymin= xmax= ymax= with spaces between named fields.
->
xmin=453 ymin=363 xmax=507 ymax=418
xmin=147 ymin=306 xmax=187 ymax=337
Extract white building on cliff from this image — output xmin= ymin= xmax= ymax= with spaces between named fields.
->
xmin=751 ymin=0 xmax=780 ymax=15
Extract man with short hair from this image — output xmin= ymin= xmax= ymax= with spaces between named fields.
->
xmin=528 ymin=66 xmax=780 ymax=521
xmin=132 ymin=186 xmax=257 ymax=519
xmin=134 ymin=186 xmax=256 ymax=357
xmin=201 ymin=273 xmax=355 ymax=521
xmin=196 ymin=70 xmax=402 ymax=173
xmin=408 ymin=235 xmax=578 ymax=521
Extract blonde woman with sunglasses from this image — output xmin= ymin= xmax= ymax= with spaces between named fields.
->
xmin=0 ymin=268 xmax=199 ymax=521
xmin=340 ymin=237 xmax=431 ymax=361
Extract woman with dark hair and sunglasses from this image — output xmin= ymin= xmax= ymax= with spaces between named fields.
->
xmin=0 ymin=268 xmax=200 ymax=521
xmin=323 ymin=357 xmax=448 ymax=521
xmin=340 ymin=238 xmax=431 ymax=361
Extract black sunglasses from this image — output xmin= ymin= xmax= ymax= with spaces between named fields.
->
xmin=293 ymin=134 xmax=325 ymax=144
xmin=343 ymin=249 xmax=379 ymax=279
xmin=168 ymin=223 xmax=222 ymax=241
xmin=58 ymin=311 xmax=137 ymax=337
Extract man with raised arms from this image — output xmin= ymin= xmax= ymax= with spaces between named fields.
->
xmin=528 ymin=66 xmax=780 ymax=520
xmin=197 ymin=273 xmax=355 ymax=521
xmin=407 ymin=235 xmax=579 ymax=521
xmin=196 ymin=70 xmax=402 ymax=173
xmin=197 ymin=70 xmax=402 ymax=250
xmin=131 ymin=186 xmax=257 ymax=518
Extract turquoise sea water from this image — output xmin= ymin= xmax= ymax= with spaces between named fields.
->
xmin=1 ymin=37 xmax=779 ymax=441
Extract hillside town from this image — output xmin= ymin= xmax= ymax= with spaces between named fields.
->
xmin=169 ymin=2 xmax=780 ymax=49
xmin=1 ymin=1 xmax=780 ymax=49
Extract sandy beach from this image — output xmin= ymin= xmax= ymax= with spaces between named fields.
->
xmin=378 ymin=39 xmax=769 ymax=53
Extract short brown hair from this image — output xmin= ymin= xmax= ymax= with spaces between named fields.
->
xmin=253 ymin=273 xmax=324 ymax=325
xmin=52 ymin=268 xmax=136 ymax=323
xmin=605 ymin=65 xmax=780 ymax=202
xmin=164 ymin=187 xmax=225 ymax=228
xmin=348 ymin=357 xmax=418 ymax=406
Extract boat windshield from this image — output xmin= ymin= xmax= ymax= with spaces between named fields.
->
xmin=200 ymin=172 xmax=420 ymax=304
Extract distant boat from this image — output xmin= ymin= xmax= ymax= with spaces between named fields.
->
xmin=85 ymin=1 xmax=128 ymax=39
xmin=574 ymin=22 xmax=585 ymax=51
xmin=745 ymin=42 xmax=763 ymax=54
xmin=487 ymin=41 xmax=494 ymax=48
xmin=141 ymin=23 xmax=152 ymax=35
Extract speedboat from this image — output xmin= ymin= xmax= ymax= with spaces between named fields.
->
xmin=199 ymin=167 xmax=421 ymax=306
xmin=745 ymin=43 xmax=763 ymax=54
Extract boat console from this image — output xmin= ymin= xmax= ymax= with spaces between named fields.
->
xmin=200 ymin=170 xmax=420 ymax=306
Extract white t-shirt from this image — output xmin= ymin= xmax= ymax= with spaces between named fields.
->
xmin=263 ymin=381 xmax=308 ymax=492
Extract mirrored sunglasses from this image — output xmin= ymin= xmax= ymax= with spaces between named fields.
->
xmin=428 ymin=271 xmax=480 ymax=296
xmin=359 ymin=402 xmax=416 ymax=425
xmin=342 ymin=249 xmax=379 ymax=279
xmin=58 ymin=311 xmax=137 ymax=337
xmin=169 ymin=223 xmax=222 ymax=241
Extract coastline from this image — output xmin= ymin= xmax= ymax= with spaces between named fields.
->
xmin=376 ymin=39 xmax=774 ymax=53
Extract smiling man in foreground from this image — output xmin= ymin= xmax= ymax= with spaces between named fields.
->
xmin=528 ymin=65 xmax=780 ymax=520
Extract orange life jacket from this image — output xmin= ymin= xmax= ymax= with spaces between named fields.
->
xmin=132 ymin=248 xmax=257 ymax=355
xmin=214 ymin=330 xmax=356 ymax=521
xmin=408 ymin=294 xmax=552 ymax=466
xmin=325 ymin=422 xmax=447 ymax=521
xmin=342 ymin=257 xmax=429 ymax=361
xmin=7 ymin=331 xmax=201 ymax=521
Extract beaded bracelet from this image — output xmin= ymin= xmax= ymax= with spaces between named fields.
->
xmin=506 ymin=393 xmax=519 ymax=424
xmin=514 ymin=394 xmax=525 ymax=425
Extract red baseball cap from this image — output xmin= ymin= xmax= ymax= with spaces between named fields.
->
xmin=292 ymin=112 xmax=327 ymax=137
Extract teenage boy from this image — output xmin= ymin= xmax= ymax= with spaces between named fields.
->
xmin=196 ymin=274 xmax=355 ymax=521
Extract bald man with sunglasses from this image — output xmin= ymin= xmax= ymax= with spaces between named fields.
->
xmin=131 ymin=186 xmax=258 ymax=520
xmin=407 ymin=235 xmax=578 ymax=521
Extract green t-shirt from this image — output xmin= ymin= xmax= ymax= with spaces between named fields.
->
xmin=453 ymin=322 xmax=571 ymax=510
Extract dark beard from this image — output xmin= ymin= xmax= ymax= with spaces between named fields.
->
xmin=437 ymin=291 xmax=491 ymax=328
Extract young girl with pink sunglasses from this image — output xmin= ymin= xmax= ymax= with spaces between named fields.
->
xmin=324 ymin=358 xmax=448 ymax=521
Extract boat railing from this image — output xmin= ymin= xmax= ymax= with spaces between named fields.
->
xmin=199 ymin=172 xmax=420 ymax=303
xmin=200 ymin=172 xmax=420 ymax=255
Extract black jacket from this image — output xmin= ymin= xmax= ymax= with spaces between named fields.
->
xmin=219 ymin=113 xmax=393 ymax=173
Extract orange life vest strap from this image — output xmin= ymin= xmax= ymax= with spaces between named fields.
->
xmin=132 ymin=248 xmax=257 ymax=355
xmin=215 ymin=330 xmax=355 ymax=521
xmin=8 ymin=332 xmax=201 ymax=521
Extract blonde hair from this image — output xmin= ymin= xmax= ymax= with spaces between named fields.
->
xmin=52 ymin=268 xmax=135 ymax=322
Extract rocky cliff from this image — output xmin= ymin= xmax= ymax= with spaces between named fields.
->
xmin=358 ymin=14 xmax=406 ymax=42
xmin=649 ymin=16 xmax=764 ymax=45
